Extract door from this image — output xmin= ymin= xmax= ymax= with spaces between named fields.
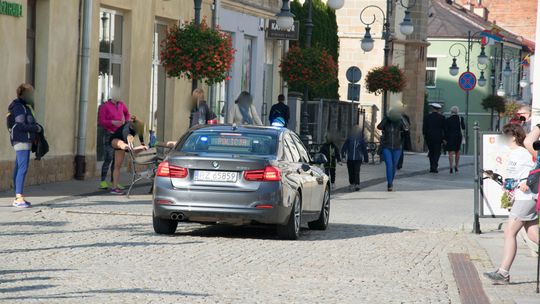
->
xmin=291 ymin=133 xmax=324 ymax=213
xmin=284 ymin=133 xmax=316 ymax=212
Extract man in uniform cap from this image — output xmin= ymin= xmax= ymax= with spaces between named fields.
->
xmin=423 ymin=103 xmax=446 ymax=173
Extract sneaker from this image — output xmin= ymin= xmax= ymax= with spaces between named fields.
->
xmin=116 ymin=184 xmax=126 ymax=190
xmin=483 ymin=270 xmax=510 ymax=285
xmin=12 ymin=200 xmax=31 ymax=208
xmin=99 ymin=181 xmax=110 ymax=189
xmin=110 ymin=188 xmax=125 ymax=195
xmin=355 ymin=185 xmax=360 ymax=191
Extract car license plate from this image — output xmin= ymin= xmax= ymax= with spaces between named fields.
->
xmin=194 ymin=171 xmax=238 ymax=182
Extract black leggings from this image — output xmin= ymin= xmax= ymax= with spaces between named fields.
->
xmin=347 ymin=160 xmax=361 ymax=185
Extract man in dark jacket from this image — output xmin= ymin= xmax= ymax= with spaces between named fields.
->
xmin=320 ymin=134 xmax=341 ymax=189
xmin=423 ymin=103 xmax=446 ymax=173
xmin=269 ymin=94 xmax=290 ymax=127
xmin=342 ymin=126 xmax=369 ymax=191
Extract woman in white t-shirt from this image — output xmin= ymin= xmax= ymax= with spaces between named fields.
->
xmin=484 ymin=124 xmax=539 ymax=285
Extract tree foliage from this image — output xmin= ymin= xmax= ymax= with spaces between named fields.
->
xmin=290 ymin=0 xmax=339 ymax=99
xmin=481 ymin=95 xmax=506 ymax=113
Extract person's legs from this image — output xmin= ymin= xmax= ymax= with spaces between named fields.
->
xmin=347 ymin=161 xmax=354 ymax=186
xmin=353 ymin=161 xmax=361 ymax=189
xmin=448 ymin=151 xmax=455 ymax=173
xmin=111 ymin=139 xmax=127 ymax=193
xmin=524 ymin=220 xmax=539 ymax=245
xmin=499 ymin=218 xmax=526 ymax=272
xmin=13 ymin=150 xmax=30 ymax=204
xmin=391 ymin=149 xmax=401 ymax=181
xmin=382 ymin=148 xmax=393 ymax=188
xmin=330 ymin=168 xmax=336 ymax=185
xmin=426 ymin=141 xmax=435 ymax=171
xmin=101 ymin=135 xmax=114 ymax=185
xmin=455 ymin=151 xmax=461 ymax=170
xmin=433 ymin=142 xmax=442 ymax=171
xmin=397 ymin=148 xmax=404 ymax=170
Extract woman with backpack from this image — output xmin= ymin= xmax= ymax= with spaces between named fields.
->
xmin=7 ymin=84 xmax=42 ymax=208
xmin=484 ymin=124 xmax=538 ymax=285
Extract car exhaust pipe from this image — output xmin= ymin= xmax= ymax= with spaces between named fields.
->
xmin=170 ymin=212 xmax=185 ymax=221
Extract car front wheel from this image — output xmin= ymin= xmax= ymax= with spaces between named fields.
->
xmin=277 ymin=192 xmax=302 ymax=240
xmin=308 ymin=187 xmax=330 ymax=230
xmin=153 ymin=212 xmax=178 ymax=235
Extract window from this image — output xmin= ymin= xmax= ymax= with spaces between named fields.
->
xmin=291 ymin=134 xmax=310 ymax=163
xmin=426 ymin=58 xmax=437 ymax=88
xmin=97 ymin=9 xmax=124 ymax=161
xmin=241 ymin=37 xmax=254 ymax=93
xmin=283 ymin=134 xmax=301 ymax=162
xmin=26 ymin=0 xmax=36 ymax=85
xmin=150 ymin=22 xmax=168 ymax=142
xmin=179 ymin=132 xmax=278 ymax=156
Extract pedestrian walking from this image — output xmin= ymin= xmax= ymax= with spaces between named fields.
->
xmin=423 ymin=103 xmax=445 ymax=173
xmin=109 ymin=117 xmax=148 ymax=195
xmin=397 ymin=113 xmax=411 ymax=170
xmin=7 ymin=84 xmax=42 ymax=208
xmin=342 ymin=126 xmax=369 ymax=192
xmin=484 ymin=124 xmax=538 ymax=285
xmin=189 ymin=88 xmax=216 ymax=127
xmin=377 ymin=107 xmax=409 ymax=192
xmin=320 ymin=134 xmax=341 ymax=190
xmin=97 ymin=90 xmax=131 ymax=190
xmin=269 ymin=94 xmax=290 ymax=127
xmin=227 ymin=91 xmax=263 ymax=126
xmin=444 ymin=106 xmax=465 ymax=174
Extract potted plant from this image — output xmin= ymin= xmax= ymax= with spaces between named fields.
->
xmin=160 ymin=19 xmax=236 ymax=84
xmin=365 ymin=65 xmax=407 ymax=95
xmin=279 ymin=45 xmax=338 ymax=90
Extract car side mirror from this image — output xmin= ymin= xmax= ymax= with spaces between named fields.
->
xmin=311 ymin=153 xmax=328 ymax=165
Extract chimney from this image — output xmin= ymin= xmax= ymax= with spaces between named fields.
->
xmin=473 ymin=7 xmax=489 ymax=20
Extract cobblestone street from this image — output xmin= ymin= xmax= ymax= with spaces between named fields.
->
xmin=0 ymin=155 xmax=537 ymax=303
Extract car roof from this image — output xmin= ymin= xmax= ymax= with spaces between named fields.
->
xmin=190 ymin=124 xmax=287 ymax=136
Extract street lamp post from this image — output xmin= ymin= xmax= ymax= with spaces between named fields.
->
xmin=298 ymin=0 xmax=344 ymax=146
xmin=360 ymin=0 xmax=416 ymax=117
xmin=447 ymin=31 xmax=486 ymax=153
xmin=192 ymin=0 xmax=203 ymax=92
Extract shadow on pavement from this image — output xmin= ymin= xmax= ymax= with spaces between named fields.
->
xmin=41 ymin=200 xmax=151 ymax=209
xmin=0 ymin=269 xmax=71 ymax=276
xmin=0 ymin=241 xmax=203 ymax=254
xmin=0 ymin=276 xmax=53 ymax=284
xmin=0 ymin=284 xmax=57 ymax=293
xmin=165 ymin=222 xmax=412 ymax=241
xmin=0 ymin=221 xmax=69 ymax=227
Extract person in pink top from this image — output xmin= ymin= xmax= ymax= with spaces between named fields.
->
xmin=97 ymin=91 xmax=131 ymax=190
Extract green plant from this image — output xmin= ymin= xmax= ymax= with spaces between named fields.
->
xmin=481 ymin=95 xmax=506 ymax=113
xmin=365 ymin=66 xmax=407 ymax=95
xmin=503 ymin=100 xmax=521 ymax=118
xmin=290 ymin=0 xmax=339 ymax=99
xmin=280 ymin=46 xmax=338 ymax=89
xmin=160 ymin=19 xmax=235 ymax=84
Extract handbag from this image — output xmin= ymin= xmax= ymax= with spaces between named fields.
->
xmin=526 ymin=168 xmax=540 ymax=194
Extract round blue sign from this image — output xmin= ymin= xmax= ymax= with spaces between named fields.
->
xmin=458 ymin=72 xmax=477 ymax=91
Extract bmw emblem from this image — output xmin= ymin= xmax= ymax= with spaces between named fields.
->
xmin=212 ymin=161 xmax=220 ymax=169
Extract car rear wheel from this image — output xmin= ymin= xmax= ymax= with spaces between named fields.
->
xmin=153 ymin=212 xmax=178 ymax=235
xmin=308 ymin=187 xmax=330 ymax=230
xmin=277 ymin=192 xmax=302 ymax=240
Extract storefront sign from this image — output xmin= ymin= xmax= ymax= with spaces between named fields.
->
xmin=267 ymin=20 xmax=300 ymax=41
xmin=0 ymin=1 xmax=23 ymax=17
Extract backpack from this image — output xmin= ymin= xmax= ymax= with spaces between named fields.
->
xmin=6 ymin=102 xmax=15 ymax=132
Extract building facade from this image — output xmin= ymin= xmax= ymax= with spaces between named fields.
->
xmin=0 ymin=0 xmax=283 ymax=191
xmin=336 ymin=0 xmax=429 ymax=150
xmin=427 ymin=0 xmax=530 ymax=153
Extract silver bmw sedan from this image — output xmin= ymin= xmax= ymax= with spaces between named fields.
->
xmin=152 ymin=125 xmax=330 ymax=240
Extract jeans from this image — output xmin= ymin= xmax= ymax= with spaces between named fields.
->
xmin=101 ymin=133 xmax=115 ymax=182
xmin=382 ymin=148 xmax=401 ymax=187
xmin=13 ymin=150 xmax=30 ymax=195
xmin=346 ymin=160 xmax=362 ymax=185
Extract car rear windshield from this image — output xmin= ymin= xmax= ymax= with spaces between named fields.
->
xmin=179 ymin=132 xmax=278 ymax=156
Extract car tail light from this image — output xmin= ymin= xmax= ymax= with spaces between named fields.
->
xmin=244 ymin=166 xmax=281 ymax=182
xmin=157 ymin=161 xmax=188 ymax=179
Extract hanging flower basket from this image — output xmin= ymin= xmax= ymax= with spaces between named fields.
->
xmin=160 ymin=19 xmax=235 ymax=85
xmin=279 ymin=45 xmax=338 ymax=89
xmin=365 ymin=65 xmax=407 ymax=95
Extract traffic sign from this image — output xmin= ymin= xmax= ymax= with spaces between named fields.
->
xmin=347 ymin=83 xmax=360 ymax=101
xmin=458 ymin=72 xmax=477 ymax=91
xmin=346 ymin=66 xmax=362 ymax=84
